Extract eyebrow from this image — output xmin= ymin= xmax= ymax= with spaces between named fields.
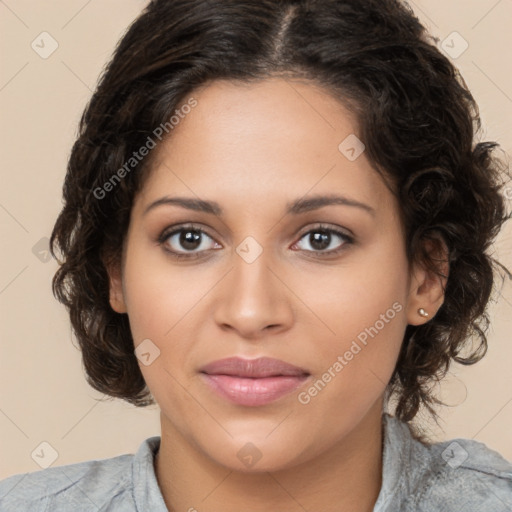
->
xmin=143 ymin=193 xmax=376 ymax=217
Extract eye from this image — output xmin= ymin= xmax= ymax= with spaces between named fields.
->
xmin=292 ymin=225 xmax=353 ymax=256
xmin=158 ymin=224 xmax=220 ymax=259
xmin=157 ymin=223 xmax=354 ymax=260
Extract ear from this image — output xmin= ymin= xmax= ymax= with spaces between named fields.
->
xmin=406 ymin=234 xmax=450 ymax=326
xmin=105 ymin=256 xmax=127 ymax=314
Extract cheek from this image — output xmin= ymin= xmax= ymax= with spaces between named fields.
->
xmin=121 ymin=246 xmax=217 ymax=401
xmin=308 ymin=288 xmax=406 ymax=394
xmin=121 ymin=243 xmax=211 ymax=341
xmin=296 ymin=240 xmax=409 ymax=405
xmin=307 ymin=239 xmax=408 ymax=345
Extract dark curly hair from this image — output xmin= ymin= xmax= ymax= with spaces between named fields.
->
xmin=49 ymin=0 xmax=511 ymax=436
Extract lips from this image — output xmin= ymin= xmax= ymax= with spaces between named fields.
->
xmin=199 ymin=357 xmax=310 ymax=406
xmin=199 ymin=356 xmax=309 ymax=378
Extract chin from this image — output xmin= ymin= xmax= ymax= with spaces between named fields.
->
xmin=196 ymin=431 xmax=311 ymax=474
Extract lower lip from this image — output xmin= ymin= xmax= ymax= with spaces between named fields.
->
xmin=200 ymin=373 xmax=310 ymax=406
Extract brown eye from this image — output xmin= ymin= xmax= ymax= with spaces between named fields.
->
xmin=159 ymin=225 xmax=219 ymax=257
xmin=177 ymin=229 xmax=202 ymax=251
xmin=293 ymin=226 xmax=353 ymax=256
xmin=307 ymin=230 xmax=331 ymax=251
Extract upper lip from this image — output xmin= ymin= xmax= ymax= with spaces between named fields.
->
xmin=200 ymin=357 xmax=309 ymax=378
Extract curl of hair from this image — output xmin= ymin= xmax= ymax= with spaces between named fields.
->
xmin=50 ymin=0 xmax=511 ymax=434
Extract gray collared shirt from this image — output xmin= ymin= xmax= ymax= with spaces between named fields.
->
xmin=1 ymin=413 xmax=511 ymax=511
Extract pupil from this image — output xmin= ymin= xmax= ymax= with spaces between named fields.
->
xmin=311 ymin=231 xmax=330 ymax=250
xmin=180 ymin=230 xmax=201 ymax=250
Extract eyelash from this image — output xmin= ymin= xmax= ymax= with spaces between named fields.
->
xmin=157 ymin=223 xmax=354 ymax=260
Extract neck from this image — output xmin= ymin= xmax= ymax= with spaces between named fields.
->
xmin=155 ymin=402 xmax=384 ymax=512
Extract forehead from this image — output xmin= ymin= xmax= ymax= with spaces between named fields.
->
xmin=135 ymin=77 xmax=392 ymax=217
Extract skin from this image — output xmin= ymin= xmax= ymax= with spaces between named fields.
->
xmin=108 ymin=77 xmax=448 ymax=512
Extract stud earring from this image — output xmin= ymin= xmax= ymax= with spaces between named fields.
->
xmin=418 ymin=308 xmax=429 ymax=318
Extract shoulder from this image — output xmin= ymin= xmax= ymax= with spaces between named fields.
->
xmin=388 ymin=416 xmax=512 ymax=511
xmin=417 ymin=436 xmax=512 ymax=510
xmin=0 ymin=449 xmax=136 ymax=511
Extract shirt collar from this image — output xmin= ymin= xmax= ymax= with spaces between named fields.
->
xmin=373 ymin=412 xmax=418 ymax=511
xmin=132 ymin=435 xmax=168 ymax=511
xmin=131 ymin=413 xmax=416 ymax=511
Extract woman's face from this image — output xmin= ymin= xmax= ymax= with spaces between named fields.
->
xmin=109 ymin=77 xmax=433 ymax=471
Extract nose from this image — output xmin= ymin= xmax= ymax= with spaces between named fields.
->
xmin=213 ymin=247 xmax=295 ymax=340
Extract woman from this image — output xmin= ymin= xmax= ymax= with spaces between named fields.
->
xmin=1 ymin=0 xmax=511 ymax=510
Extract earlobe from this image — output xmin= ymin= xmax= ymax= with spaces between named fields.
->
xmin=406 ymin=235 xmax=450 ymax=326
xmin=106 ymin=261 xmax=127 ymax=314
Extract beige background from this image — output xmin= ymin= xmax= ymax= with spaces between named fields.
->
xmin=1 ymin=0 xmax=511 ymax=479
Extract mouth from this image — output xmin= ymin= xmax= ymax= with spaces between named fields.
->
xmin=200 ymin=356 xmax=309 ymax=378
xmin=199 ymin=357 xmax=311 ymax=406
